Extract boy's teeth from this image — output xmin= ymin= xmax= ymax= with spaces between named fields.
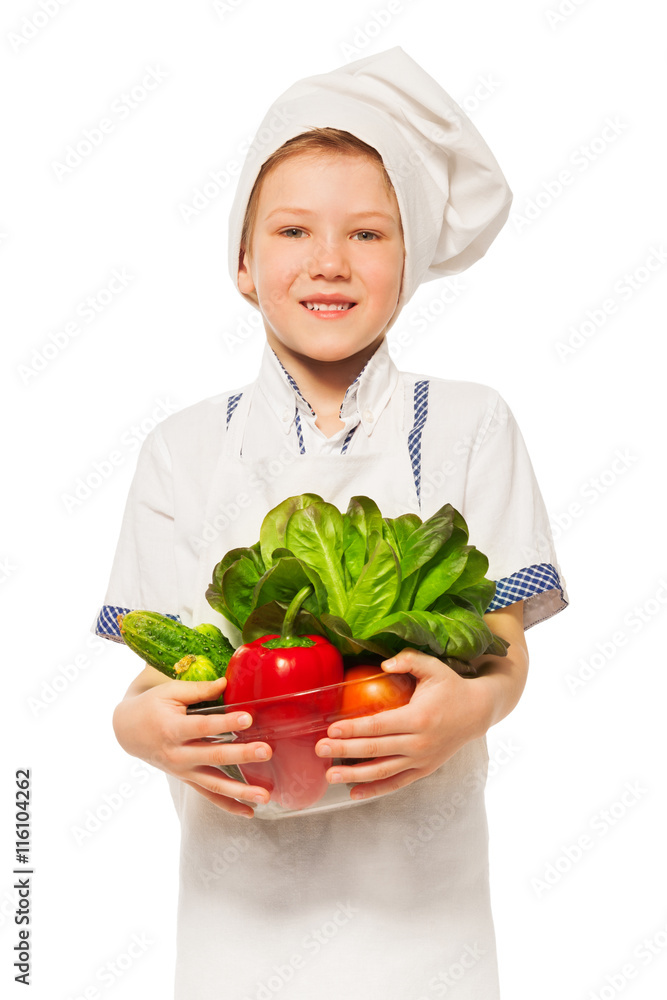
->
xmin=304 ymin=301 xmax=353 ymax=311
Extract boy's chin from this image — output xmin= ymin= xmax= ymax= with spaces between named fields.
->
xmin=268 ymin=332 xmax=386 ymax=365
xmin=300 ymin=346 xmax=379 ymax=367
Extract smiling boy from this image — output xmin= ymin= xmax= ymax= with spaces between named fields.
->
xmin=98 ymin=48 xmax=567 ymax=1000
xmin=232 ymin=131 xmax=531 ymax=803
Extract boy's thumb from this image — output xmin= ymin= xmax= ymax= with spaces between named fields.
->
xmin=170 ymin=674 xmax=227 ymax=703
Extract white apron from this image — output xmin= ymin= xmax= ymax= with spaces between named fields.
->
xmin=168 ymin=381 xmax=500 ymax=1000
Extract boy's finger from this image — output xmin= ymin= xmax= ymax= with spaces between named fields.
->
xmin=162 ymin=675 xmax=228 ymax=704
xmin=348 ymin=766 xmax=425 ymax=802
xmin=316 ymin=733 xmax=409 ymax=760
xmin=326 ymin=755 xmax=407 ymax=785
xmin=190 ymin=766 xmax=271 ymax=806
xmin=183 ymin=740 xmax=272 ymax=766
xmin=180 ymin=708 xmax=256 ymax=740
xmin=324 ymin=703 xmax=413 ymax=741
xmin=381 ymin=648 xmax=442 ymax=680
xmin=181 ymin=779 xmax=255 ymax=818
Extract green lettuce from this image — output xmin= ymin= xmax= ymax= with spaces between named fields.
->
xmin=206 ymin=494 xmax=509 ymax=675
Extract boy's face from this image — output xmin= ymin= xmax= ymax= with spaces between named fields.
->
xmin=238 ymin=152 xmax=404 ymax=367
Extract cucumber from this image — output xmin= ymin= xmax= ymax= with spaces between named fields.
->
xmin=118 ymin=611 xmax=233 ymax=679
xmin=194 ymin=623 xmax=235 ymax=653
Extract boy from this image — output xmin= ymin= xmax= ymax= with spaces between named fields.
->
xmin=98 ymin=48 xmax=566 ymax=999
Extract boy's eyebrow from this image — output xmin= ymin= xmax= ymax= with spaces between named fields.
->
xmin=265 ymin=207 xmax=397 ymax=223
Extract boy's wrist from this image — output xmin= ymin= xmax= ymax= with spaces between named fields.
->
xmin=469 ymin=651 xmax=529 ymax=732
xmin=463 ymin=602 xmax=529 ymax=734
xmin=123 ymin=663 xmax=172 ymax=698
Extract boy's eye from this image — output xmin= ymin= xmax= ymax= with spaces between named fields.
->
xmin=351 ymin=231 xmax=379 ymax=241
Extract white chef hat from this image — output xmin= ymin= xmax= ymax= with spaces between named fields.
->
xmin=228 ymin=46 xmax=512 ymax=327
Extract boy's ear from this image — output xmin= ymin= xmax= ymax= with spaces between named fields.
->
xmin=237 ymin=247 xmax=257 ymax=299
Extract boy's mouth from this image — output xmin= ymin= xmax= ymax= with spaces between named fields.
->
xmin=301 ymin=300 xmax=356 ymax=312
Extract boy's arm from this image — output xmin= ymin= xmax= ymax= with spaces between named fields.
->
xmin=122 ymin=662 xmax=174 ymax=696
xmin=466 ymin=601 xmax=529 ymax=728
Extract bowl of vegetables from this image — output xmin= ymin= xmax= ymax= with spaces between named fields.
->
xmin=189 ymin=663 xmax=416 ymax=816
xmin=119 ymin=583 xmax=416 ymax=817
xmin=118 ymin=493 xmax=507 ymax=817
xmin=188 ymin=582 xmax=415 ymax=815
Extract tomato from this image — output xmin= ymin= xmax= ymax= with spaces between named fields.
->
xmin=339 ymin=664 xmax=415 ymax=718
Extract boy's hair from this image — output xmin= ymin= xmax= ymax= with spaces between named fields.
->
xmin=240 ymin=127 xmax=399 ymax=254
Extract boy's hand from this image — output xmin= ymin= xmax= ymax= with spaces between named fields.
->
xmin=112 ymin=674 xmax=273 ymax=818
xmin=314 ymin=650 xmax=490 ymax=800
xmin=314 ymin=603 xmax=528 ymax=801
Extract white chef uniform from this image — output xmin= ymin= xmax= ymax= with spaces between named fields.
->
xmin=94 ymin=334 xmax=567 ymax=1000
xmin=94 ymin=44 xmax=568 ymax=1000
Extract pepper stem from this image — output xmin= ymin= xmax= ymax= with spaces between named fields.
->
xmin=281 ymin=584 xmax=313 ymax=640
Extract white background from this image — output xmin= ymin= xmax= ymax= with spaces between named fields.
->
xmin=2 ymin=1 xmax=666 ymax=998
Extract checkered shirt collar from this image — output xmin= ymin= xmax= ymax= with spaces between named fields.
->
xmin=257 ymin=337 xmax=399 ymax=436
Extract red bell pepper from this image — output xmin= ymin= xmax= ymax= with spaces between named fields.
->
xmin=224 ymin=585 xmax=344 ymax=810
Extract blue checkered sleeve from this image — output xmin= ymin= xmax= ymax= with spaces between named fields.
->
xmin=487 ymin=562 xmax=567 ymax=625
xmin=94 ymin=605 xmax=181 ymax=644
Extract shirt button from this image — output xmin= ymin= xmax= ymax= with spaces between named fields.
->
xmin=363 ymin=409 xmax=374 ymax=422
xmin=281 ymin=407 xmax=291 ymax=422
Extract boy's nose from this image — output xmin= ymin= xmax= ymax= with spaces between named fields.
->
xmin=305 ymin=240 xmax=351 ymax=280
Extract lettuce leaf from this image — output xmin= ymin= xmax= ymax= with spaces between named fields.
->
xmin=343 ymin=538 xmax=401 ymax=635
xmin=259 ymin=493 xmax=323 ymax=567
xmin=284 ymin=501 xmax=348 ymax=617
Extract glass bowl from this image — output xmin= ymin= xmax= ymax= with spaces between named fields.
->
xmin=187 ymin=670 xmax=415 ymax=820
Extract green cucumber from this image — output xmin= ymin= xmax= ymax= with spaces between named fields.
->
xmin=194 ymin=623 xmax=234 ymax=652
xmin=118 ymin=611 xmax=233 ymax=679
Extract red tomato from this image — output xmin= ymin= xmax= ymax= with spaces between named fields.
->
xmin=340 ymin=665 xmax=415 ymax=718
